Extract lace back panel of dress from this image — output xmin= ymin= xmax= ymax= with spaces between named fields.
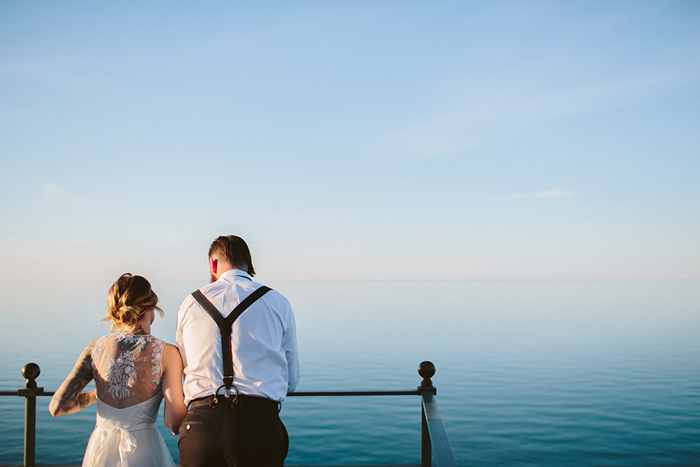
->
xmin=91 ymin=333 xmax=165 ymax=408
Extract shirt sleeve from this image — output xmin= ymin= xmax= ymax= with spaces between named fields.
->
xmin=282 ymin=301 xmax=300 ymax=394
xmin=175 ymin=297 xmax=191 ymax=366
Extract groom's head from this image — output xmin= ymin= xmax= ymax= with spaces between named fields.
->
xmin=208 ymin=235 xmax=256 ymax=282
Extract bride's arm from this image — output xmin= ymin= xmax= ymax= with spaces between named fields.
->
xmin=162 ymin=343 xmax=187 ymax=435
xmin=49 ymin=341 xmax=97 ymax=417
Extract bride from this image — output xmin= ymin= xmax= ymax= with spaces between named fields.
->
xmin=49 ymin=273 xmax=187 ymax=467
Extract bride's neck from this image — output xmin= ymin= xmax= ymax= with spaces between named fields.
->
xmin=118 ymin=315 xmax=152 ymax=335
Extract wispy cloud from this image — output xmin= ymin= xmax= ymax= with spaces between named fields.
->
xmin=0 ymin=57 xmax=80 ymax=81
xmin=40 ymin=184 xmax=67 ymax=197
xmin=38 ymin=183 xmax=88 ymax=203
xmin=511 ymin=188 xmax=574 ymax=199
xmin=374 ymin=72 xmax=699 ymax=161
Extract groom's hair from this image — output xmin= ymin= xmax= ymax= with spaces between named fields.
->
xmin=209 ymin=235 xmax=256 ymax=277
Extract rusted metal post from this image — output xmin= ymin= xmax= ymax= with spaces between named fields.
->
xmin=18 ymin=363 xmax=42 ymax=467
xmin=418 ymin=361 xmax=436 ymax=467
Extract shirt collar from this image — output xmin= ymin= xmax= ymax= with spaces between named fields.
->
xmin=219 ymin=269 xmax=252 ymax=282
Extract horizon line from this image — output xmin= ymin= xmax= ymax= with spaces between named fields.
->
xmin=1 ymin=277 xmax=698 ymax=283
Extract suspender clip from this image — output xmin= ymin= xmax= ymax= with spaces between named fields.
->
xmin=225 ymin=384 xmax=239 ymax=400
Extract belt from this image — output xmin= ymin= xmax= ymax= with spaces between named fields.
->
xmin=188 ymin=394 xmax=280 ymax=412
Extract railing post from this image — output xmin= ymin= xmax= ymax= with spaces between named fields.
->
xmin=418 ymin=361 xmax=437 ymax=467
xmin=18 ymin=363 xmax=42 ymax=467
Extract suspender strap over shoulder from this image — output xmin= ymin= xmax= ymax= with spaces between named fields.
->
xmin=191 ymin=286 xmax=271 ymax=393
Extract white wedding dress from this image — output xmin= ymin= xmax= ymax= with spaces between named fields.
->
xmin=82 ymin=332 xmax=176 ymax=467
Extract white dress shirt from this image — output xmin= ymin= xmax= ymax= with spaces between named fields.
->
xmin=176 ymin=270 xmax=299 ymax=404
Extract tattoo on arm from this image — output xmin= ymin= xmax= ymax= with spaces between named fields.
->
xmin=51 ymin=343 xmax=95 ymax=415
xmin=75 ymin=392 xmax=93 ymax=410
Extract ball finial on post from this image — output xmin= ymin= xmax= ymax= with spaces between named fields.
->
xmin=418 ymin=361 xmax=435 ymax=387
xmin=22 ymin=363 xmax=40 ymax=389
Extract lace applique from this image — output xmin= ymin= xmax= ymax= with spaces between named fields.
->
xmin=105 ymin=351 xmax=138 ymax=400
xmin=103 ymin=332 xmax=151 ymax=400
xmin=150 ymin=339 xmax=165 ymax=390
xmin=93 ymin=332 xmax=165 ymax=401
xmin=90 ymin=335 xmax=108 ymax=373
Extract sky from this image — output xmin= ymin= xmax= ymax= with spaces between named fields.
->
xmin=1 ymin=1 xmax=699 ymax=282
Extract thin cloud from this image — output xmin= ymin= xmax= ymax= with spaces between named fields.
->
xmin=38 ymin=183 xmax=89 ymax=202
xmin=40 ymin=184 xmax=66 ymax=197
xmin=374 ymin=72 xmax=697 ymax=161
xmin=511 ymin=188 xmax=574 ymax=199
xmin=0 ymin=57 xmax=79 ymax=81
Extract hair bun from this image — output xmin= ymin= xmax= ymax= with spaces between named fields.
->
xmin=115 ymin=305 xmax=137 ymax=323
xmin=104 ymin=273 xmax=162 ymax=331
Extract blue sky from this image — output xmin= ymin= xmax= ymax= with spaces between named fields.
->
xmin=1 ymin=1 xmax=699 ymax=281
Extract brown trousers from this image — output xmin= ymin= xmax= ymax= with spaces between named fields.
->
xmin=178 ymin=395 xmax=288 ymax=467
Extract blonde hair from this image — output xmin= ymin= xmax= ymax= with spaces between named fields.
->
xmin=105 ymin=273 xmax=163 ymax=332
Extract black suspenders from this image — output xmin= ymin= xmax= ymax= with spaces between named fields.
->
xmin=191 ymin=285 xmax=271 ymax=397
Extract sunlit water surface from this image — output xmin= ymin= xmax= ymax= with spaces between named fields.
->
xmin=1 ymin=279 xmax=699 ymax=466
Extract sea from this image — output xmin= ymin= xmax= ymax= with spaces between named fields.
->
xmin=0 ymin=279 xmax=699 ymax=466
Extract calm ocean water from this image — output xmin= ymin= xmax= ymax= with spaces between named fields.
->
xmin=1 ymin=279 xmax=699 ymax=466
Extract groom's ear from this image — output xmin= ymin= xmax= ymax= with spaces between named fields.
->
xmin=210 ymin=258 xmax=218 ymax=275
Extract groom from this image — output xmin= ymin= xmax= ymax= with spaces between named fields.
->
xmin=176 ymin=235 xmax=300 ymax=467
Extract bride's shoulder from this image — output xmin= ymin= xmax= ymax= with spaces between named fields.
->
xmin=162 ymin=342 xmax=180 ymax=355
xmin=92 ymin=334 xmax=110 ymax=344
xmin=89 ymin=334 xmax=109 ymax=352
xmin=162 ymin=343 xmax=184 ymax=367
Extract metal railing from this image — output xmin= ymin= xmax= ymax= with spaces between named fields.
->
xmin=1 ymin=361 xmax=456 ymax=467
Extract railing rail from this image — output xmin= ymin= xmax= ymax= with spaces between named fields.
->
xmin=1 ymin=361 xmax=456 ymax=467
